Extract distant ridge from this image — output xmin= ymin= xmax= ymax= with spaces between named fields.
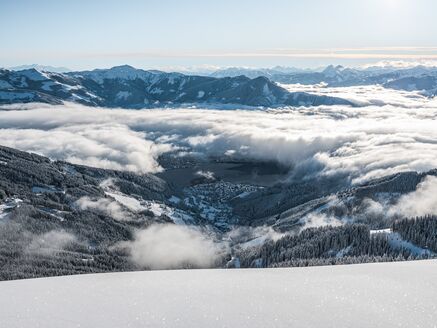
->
xmin=210 ymin=64 xmax=437 ymax=95
xmin=8 ymin=64 xmax=71 ymax=73
xmin=0 ymin=65 xmax=354 ymax=108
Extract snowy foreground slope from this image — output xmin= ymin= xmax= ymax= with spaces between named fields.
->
xmin=1 ymin=261 xmax=436 ymax=328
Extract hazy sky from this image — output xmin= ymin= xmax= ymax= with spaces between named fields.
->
xmin=1 ymin=0 xmax=436 ymax=70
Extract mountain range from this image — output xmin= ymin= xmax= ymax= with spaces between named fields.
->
xmin=2 ymin=64 xmax=436 ymax=110
xmin=8 ymin=64 xmax=71 ymax=73
xmin=0 ymin=65 xmax=353 ymax=108
xmin=211 ymin=65 xmax=437 ymax=96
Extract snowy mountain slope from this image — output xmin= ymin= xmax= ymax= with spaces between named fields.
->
xmin=0 ymin=68 xmax=100 ymax=106
xmin=0 ymin=260 xmax=436 ymax=328
xmin=0 ymin=66 xmax=354 ymax=108
xmin=8 ymin=64 xmax=71 ymax=73
xmin=233 ymin=169 xmax=436 ymax=230
xmin=3 ymin=65 xmax=435 ymax=107
xmin=1 ymin=144 xmax=436 ymax=279
xmin=384 ymin=75 xmax=437 ymax=96
xmin=0 ymin=145 xmax=185 ymax=279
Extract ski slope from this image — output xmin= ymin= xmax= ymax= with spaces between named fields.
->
xmin=0 ymin=260 xmax=436 ymax=328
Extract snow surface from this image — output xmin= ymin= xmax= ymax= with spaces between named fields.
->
xmin=370 ymin=228 xmax=393 ymax=234
xmin=169 ymin=195 xmax=181 ymax=204
xmin=32 ymin=185 xmax=65 ymax=194
xmin=388 ymin=232 xmax=433 ymax=256
xmin=0 ymin=260 xmax=436 ymax=328
xmin=41 ymin=81 xmax=55 ymax=91
xmin=19 ymin=69 xmax=48 ymax=81
xmin=150 ymin=87 xmax=164 ymax=94
xmin=116 ymin=91 xmax=131 ymax=100
xmin=78 ymin=65 xmax=153 ymax=84
xmin=105 ymin=190 xmax=194 ymax=225
xmin=105 ymin=191 xmax=144 ymax=212
xmin=369 ymin=229 xmax=432 ymax=256
xmin=0 ymin=198 xmax=22 ymax=220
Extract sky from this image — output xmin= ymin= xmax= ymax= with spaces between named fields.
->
xmin=1 ymin=0 xmax=436 ymax=70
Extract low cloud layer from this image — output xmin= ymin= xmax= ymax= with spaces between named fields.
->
xmin=26 ymin=230 xmax=77 ymax=255
xmin=225 ymin=225 xmax=285 ymax=248
xmin=300 ymin=212 xmax=344 ymax=230
xmin=362 ymin=60 xmax=437 ymax=69
xmin=75 ymin=196 xmax=131 ymax=221
xmin=1 ymin=85 xmax=437 ymax=184
xmin=305 ymin=175 xmax=437 ymax=228
xmin=121 ymin=224 xmax=222 ymax=270
xmin=388 ymin=176 xmax=437 ymax=218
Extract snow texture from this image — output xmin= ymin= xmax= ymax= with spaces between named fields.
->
xmin=0 ymin=198 xmax=22 ymax=220
xmin=116 ymin=91 xmax=131 ymax=100
xmin=0 ymin=260 xmax=436 ymax=328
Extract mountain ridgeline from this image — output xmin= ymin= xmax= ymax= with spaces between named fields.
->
xmin=211 ymin=65 xmax=437 ymax=96
xmin=0 ymin=65 xmax=354 ymax=108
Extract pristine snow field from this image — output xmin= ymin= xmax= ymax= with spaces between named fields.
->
xmin=0 ymin=260 xmax=436 ymax=328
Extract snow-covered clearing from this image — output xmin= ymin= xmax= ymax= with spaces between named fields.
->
xmin=0 ymin=198 xmax=22 ymax=220
xmin=0 ymin=260 xmax=436 ymax=328
xmin=370 ymin=228 xmax=433 ymax=256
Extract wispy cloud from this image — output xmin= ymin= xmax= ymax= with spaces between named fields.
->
xmin=388 ymin=176 xmax=437 ymax=218
xmin=75 ymin=196 xmax=132 ymax=221
xmin=3 ymin=47 xmax=437 ymax=62
xmin=118 ymin=224 xmax=223 ymax=270
xmin=26 ymin=230 xmax=77 ymax=256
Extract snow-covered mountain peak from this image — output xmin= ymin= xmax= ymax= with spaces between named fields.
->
xmin=71 ymin=65 xmax=155 ymax=84
xmin=0 ymin=65 xmax=355 ymax=107
xmin=16 ymin=68 xmax=49 ymax=81
xmin=322 ymin=65 xmax=345 ymax=77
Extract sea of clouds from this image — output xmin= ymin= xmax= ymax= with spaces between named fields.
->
xmin=2 ymin=86 xmax=437 ymax=269
xmin=1 ymin=85 xmax=437 ymax=185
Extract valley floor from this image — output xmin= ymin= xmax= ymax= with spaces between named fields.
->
xmin=0 ymin=260 xmax=436 ymax=328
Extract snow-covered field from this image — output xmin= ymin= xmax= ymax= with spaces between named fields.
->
xmin=1 ymin=260 xmax=436 ymax=328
